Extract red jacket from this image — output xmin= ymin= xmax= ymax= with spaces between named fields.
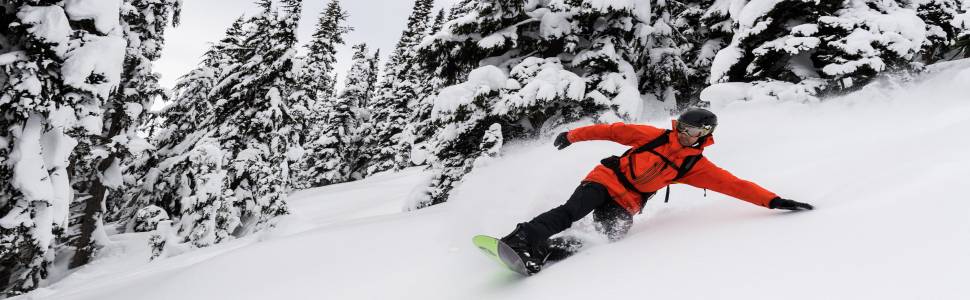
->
xmin=568 ymin=121 xmax=777 ymax=214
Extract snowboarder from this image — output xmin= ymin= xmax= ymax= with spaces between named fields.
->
xmin=500 ymin=108 xmax=814 ymax=274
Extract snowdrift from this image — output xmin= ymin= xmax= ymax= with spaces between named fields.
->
xmin=21 ymin=63 xmax=970 ymax=300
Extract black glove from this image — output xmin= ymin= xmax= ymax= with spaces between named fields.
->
xmin=553 ymin=132 xmax=572 ymax=150
xmin=769 ymin=197 xmax=814 ymax=211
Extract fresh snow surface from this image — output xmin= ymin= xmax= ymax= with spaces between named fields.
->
xmin=20 ymin=64 xmax=970 ymax=300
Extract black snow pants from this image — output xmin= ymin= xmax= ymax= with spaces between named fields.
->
xmin=521 ymin=181 xmax=635 ymax=244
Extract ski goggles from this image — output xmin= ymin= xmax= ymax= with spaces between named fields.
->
xmin=676 ymin=123 xmax=714 ymax=137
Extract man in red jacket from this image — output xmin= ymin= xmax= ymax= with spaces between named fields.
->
xmin=500 ymin=108 xmax=813 ymax=274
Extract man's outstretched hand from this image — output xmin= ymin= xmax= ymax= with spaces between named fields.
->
xmin=769 ymin=197 xmax=814 ymax=211
xmin=554 ymin=132 xmax=571 ymax=150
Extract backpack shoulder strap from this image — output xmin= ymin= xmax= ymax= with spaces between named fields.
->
xmin=630 ymin=129 xmax=671 ymax=155
xmin=674 ymin=154 xmax=704 ymax=180
xmin=622 ymin=130 xmax=673 ymax=179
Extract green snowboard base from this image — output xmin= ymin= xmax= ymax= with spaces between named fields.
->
xmin=472 ymin=235 xmax=531 ymax=276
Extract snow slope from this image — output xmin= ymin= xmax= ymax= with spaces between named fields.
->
xmin=20 ymin=63 xmax=970 ymax=299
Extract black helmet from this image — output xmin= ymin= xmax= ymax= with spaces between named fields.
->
xmin=677 ymin=108 xmax=717 ymax=137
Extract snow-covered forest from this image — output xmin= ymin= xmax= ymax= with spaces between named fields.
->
xmin=1 ymin=0 xmax=969 ymax=298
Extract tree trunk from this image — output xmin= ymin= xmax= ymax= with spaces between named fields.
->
xmin=69 ymin=154 xmax=114 ymax=269
xmin=70 ymin=104 xmax=125 ymax=268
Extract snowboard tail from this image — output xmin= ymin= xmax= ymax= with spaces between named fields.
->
xmin=472 ymin=235 xmax=531 ymax=276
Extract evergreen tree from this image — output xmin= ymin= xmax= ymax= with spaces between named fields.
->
xmin=916 ymin=0 xmax=964 ymax=63
xmin=418 ymin=0 xmax=530 ymax=86
xmin=386 ymin=0 xmax=435 ymax=70
xmin=635 ymin=0 xmax=736 ymax=108
xmin=141 ymin=0 xmax=305 ymax=254
xmin=292 ymin=0 xmax=353 ymax=188
xmin=0 ymin=1 xmax=127 ymax=295
xmin=413 ymin=66 xmax=509 ymax=209
xmin=448 ymin=0 xmax=475 ymax=21
xmin=70 ymin=0 xmax=181 ymax=269
xmin=709 ymin=0 xmax=838 ymax=86
xmin=709 ymin=0 xmax=945 ymax=93
xmin=220 ymin=0 xmax=305 ymax=234
xmin=302 ymin=44 xmax=377 ymax=186
xmin=361 ymin=0 xmax=435 ymax=176
xmin=405 ymin=61 xmax=447 ymax=167
xmin=304 ymin=0 xmax=351 ymax=103
xmin=401 ymin=9 xmax=449 ymax=168
xmin=292 ymin=0 xmax=351 ymax=190
xmin=677 ymin=0 xmax=737 ymax=106
xmin=120 ymin=13 xmax=248 ymax=218
xmin=362 ymin=48 xmax=381 ymax=109
xmin=428 ymin=9 xmax=446 ymax=36
xmin=636 ymin=0 xmax=691 ymax=106
xmin=951 ymin=11 xmax=970 ymax=58
xmin=124 ymin=16 xmax=249 ymax=237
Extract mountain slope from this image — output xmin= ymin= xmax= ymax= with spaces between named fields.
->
xmin=22 ymin=63 xmax=970 ymax=300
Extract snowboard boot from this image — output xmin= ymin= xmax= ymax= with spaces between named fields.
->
xmin=546 ymin=235 xmax=585 ymax=262
xmin=500 ymin=223 xmax=550 ymax=274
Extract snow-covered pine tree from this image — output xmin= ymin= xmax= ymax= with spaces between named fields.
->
xmin=385 ymin=0 xmax=434 ymax=72
xmin=952 ymin=9 xmax=970 ymax=58
xmin=558 ymin=2 xmax=654 ymax=120
xmin=413 ymin=1 xmax=560 ymax=207
xmin=138 ymin=0 xmax=305 ymax=254
xmin=915 ymin=0 xmax=964 ymax=63
xmin=395 ymin=9 xmax=451 ymax=169
xmin=303 ymin=0 xmax=351 ymax=105
xmin=416 ymin=66 xmax=508 ymax=208
xmin=418 ymin=0 xmax=529 ymax=87
xmin=428 ymin=9 xmax=447 ymax=36
xmin=709 ymin=0 xmax=841 ymax=87
xmin=635 ymin=0 xmax=739 ymax=108
xmin=198 ymin=0 xmax=305 ymax=239
xmin=447 ymin=0 xmax=476 ymax=22
xmin=362 ymin=48 xmax=381 ymax=109
xmin=812 ymin=0 xmax=931 ymax=90
xmin=69 ymin=0 xmax=181 ymax=269
xmin=406 ymin=55 xmax=448 ymax=167
xmin=360 ymin=0 xmax=435 ymax=176
xmin=709 ymin=0 xmax=938 ymax=94
xmin=635 ymin=0 xmax=694 ymax=107
xmin=301 ymin=44 xmax=377 ymax=186
xmin=405 ymin=0 xmax=528 ymax=208
xmin=291 ymin=1 xmax=351 ymax=190
xmin=121 ymin=15 xmax=249 ymax=239
xmin=675 ymin=0 xmax=738 ymax=106
xmin=0 ymin=0 xmax=126 ymax=295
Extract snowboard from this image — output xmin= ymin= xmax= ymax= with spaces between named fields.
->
xmin=472 ymin=235 xmax=531 ymax=276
